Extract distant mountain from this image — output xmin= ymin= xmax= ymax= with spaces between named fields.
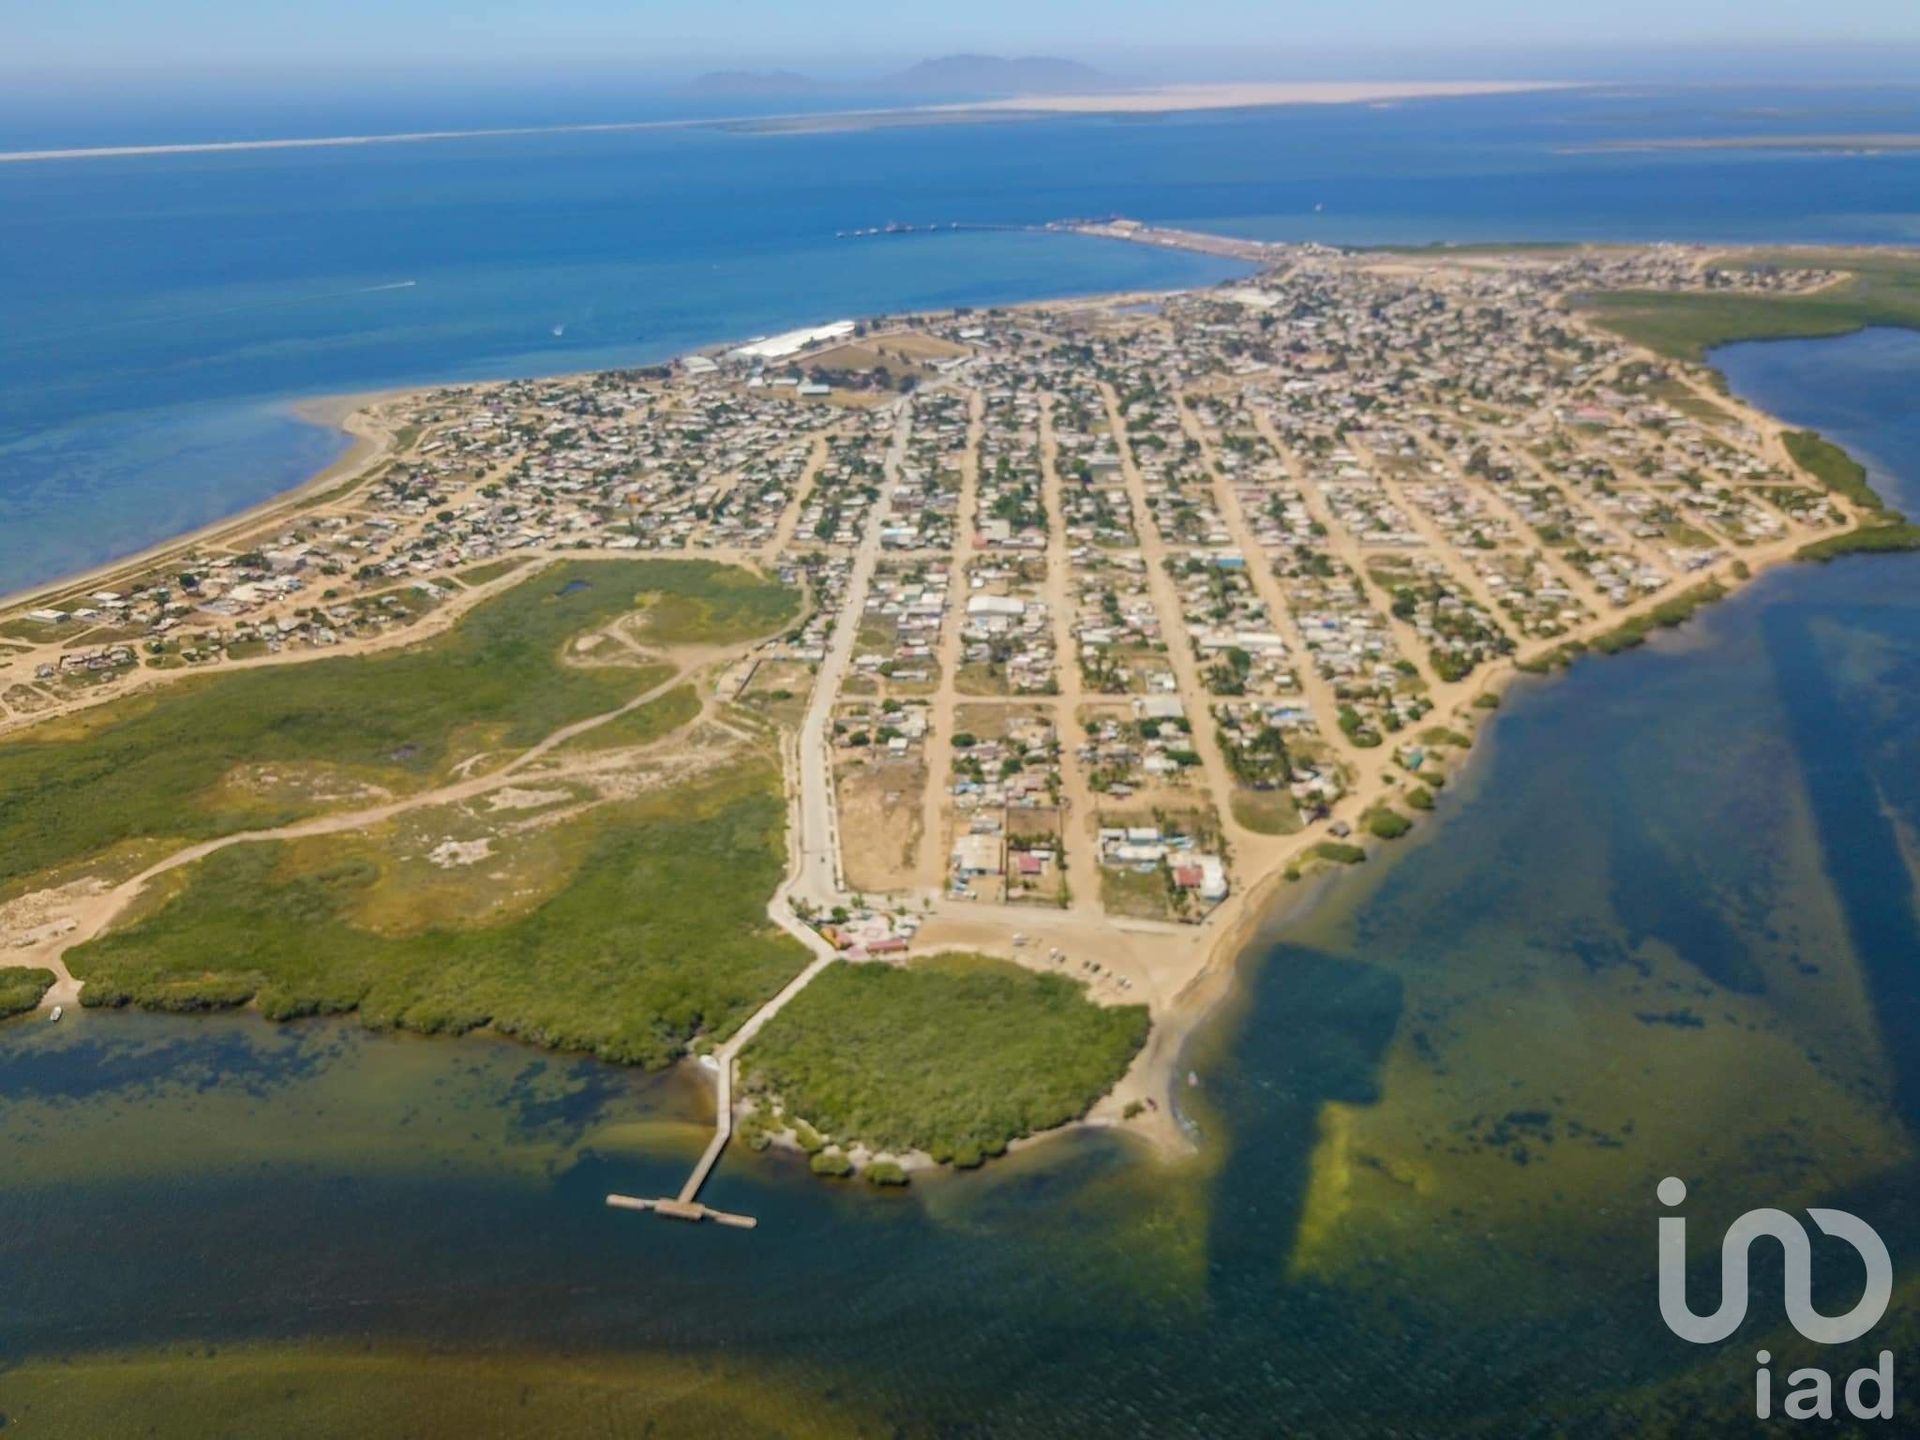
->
xmin=883 ymin=54 xmax=1117 ymax=96
xmin=684 ymin=69 xmax=832 ymax=98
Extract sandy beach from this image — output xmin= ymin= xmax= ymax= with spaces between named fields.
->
xmin=0 ymin=393 xmax=403 ymax=619
xmin=952 ymin=80 xmax=1577 ymax=116
xmin=0 ymin=81 xmax=1577 ymax=165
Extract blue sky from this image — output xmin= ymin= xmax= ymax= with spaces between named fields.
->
xmin=8 ymin=0 xmax=1920 ymax=73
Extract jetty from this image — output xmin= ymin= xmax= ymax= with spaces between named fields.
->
xmin=605 ymin=1193 xmax=758 ymax=1229
xmin=603 ymin=952 xmax=837 ymax=1228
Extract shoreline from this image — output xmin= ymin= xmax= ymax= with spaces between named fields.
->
xmin=0 ymin=83 xmax=1578 ymax=166
xmin=0 ymin=272 xmax=1250 ymax=618
xmin=0 ymin=391 xmax=405 ymax=618
xmin=2 ymin=246 xmax=1906 ymax=1185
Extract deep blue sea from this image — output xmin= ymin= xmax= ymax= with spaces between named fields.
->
xmin=4 ymin=82 xmax=1920 ymax=594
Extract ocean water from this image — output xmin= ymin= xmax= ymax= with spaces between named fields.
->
xmin=0 ymin=328 xmax=1916 ymax=1435
xmin=6 ymin=83 xmax=1920 ymax=594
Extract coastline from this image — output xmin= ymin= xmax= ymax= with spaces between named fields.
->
xmin=3 ymin=248 xmax=1912 ymax=1187
xmin=0 ymin=392 xmax=404 ymax=618
xmin=0 ymin=82 xmax=1578 ymax=166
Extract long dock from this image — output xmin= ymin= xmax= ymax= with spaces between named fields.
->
xmin=604 ymin=948 xmax=841 ymax=1224
xmin=605 ymin=1193 xmax=758 ymax=1229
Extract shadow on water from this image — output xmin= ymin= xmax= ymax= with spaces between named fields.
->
xmin=1200 ymin=944 xmax=1403 ymax=1323
xmin=1767 ymin=602 xmax=1920 ymax=1128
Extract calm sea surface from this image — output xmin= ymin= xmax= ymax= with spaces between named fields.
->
xmin=5 ymin=83 xmax=1920 ymax=594
xmin=0 ymin=330 xmax=1916 ymax=1434
xmin=3 ymin=77 xmax=1920 ymax=1433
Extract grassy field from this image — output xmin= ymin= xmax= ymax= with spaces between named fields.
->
xmin=1578 ymin=250 xmax=1920 ymax=362
xmin=1230 ymin=788 xmax=1304 ymax=836
xmin=0 ymin=559 xmax=796 ymax=895
xmin=0 ymin=967 xmax=55 ymax=1017
xmin=743 ymin=953 xmax=1149 ymax=1165
xmin=562 ymin=684 xmax=703 ymax=752
xmin=69 ymin=761 xmax=808 ymax=1067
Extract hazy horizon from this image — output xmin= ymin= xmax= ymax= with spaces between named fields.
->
xmin=8 ymin=0 xmax=1920 ymax=82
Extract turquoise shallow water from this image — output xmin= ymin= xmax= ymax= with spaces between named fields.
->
xmin=6 ymin=82 xmax=1920 ymax=595
xmin=1 ymin=328 xmax=1917 ymax=1435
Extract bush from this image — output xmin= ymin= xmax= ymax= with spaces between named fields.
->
xmin=0 ymin=968 xmax=55 ymax=1018
xmin=1366 ymin=808 xmax=1413 ymax=840
xmin=1308 ymin=841 xmax=1366 ymax=866
xmin=791 ymin=1118 xmax=826 ymax=1154
xmin=1406 ymin=786 xmax=1435 ymax=811
xmin=864 ymin=1161 xmax=910 ymax=1187
xmin=809 ymin=1148 xmax=854 ymax=1178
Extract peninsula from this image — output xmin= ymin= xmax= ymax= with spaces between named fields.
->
xmin=3 ymin=233 xmax=1914 ymax=1196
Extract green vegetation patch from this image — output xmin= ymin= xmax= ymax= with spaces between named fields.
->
xmin=68 ymin=763 xmax=809 ymax=1068
xmin=1781 ymin=430 xmax=1891 ymax=515
xmin=1308 ymin=841 xmax=1367 ymax=866
xmin=1579 ymin=251 xmax=1920 ymax=362
xmin=745 ymin=953 xmax=1149 ymax=1165
xmin=1365 ymin=808 xmax=1413 ymax=841
xmin=1796 ymin=522 xmax=1920 ymax=563
xmin=808 ymin=1148 xmax=854 ymax=1178
xmin=1230 ymin=788 xmax=1304 ymax=836
xmin=0 ymin=560 xmax=796 ymax=895
xmin=0 ymin=967 xmax=56 ymax=1017
xmin=1776 ymin=429 xmax=1920 ymax=560
xmin=563 ymin=685 xmax=703 ymax=752
xmin=635 ymin=563 xmax=800 ymax=645
xmin=1586 ymin=579 xmax=1728 ymax=657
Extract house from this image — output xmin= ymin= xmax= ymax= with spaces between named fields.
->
xmin=951 ymin=832 xmax=1004 ymax=877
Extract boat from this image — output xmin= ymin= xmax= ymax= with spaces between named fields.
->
xmin=49 ymin=1005 xmax=62 ymax=1022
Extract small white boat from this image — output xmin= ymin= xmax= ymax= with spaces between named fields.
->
xmin=49 ymin=1005 xmax=63 ymax=1022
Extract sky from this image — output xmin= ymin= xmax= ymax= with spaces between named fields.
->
xmin=6 ymin=0 xmax=1920 ymax=76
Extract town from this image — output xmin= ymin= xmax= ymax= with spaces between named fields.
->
xmin=0 ymin=237 xmax=1864 ymax=1037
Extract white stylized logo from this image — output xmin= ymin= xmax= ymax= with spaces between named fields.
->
xmin=1658 ymin=1177 xmax=1897 ymax=1423
xmin=1657 ymin=1176 xmax=1891 ymax=1345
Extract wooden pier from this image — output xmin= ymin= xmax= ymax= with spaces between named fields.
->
xmin=605 ymin=1193 xmax=758 ymax=1229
